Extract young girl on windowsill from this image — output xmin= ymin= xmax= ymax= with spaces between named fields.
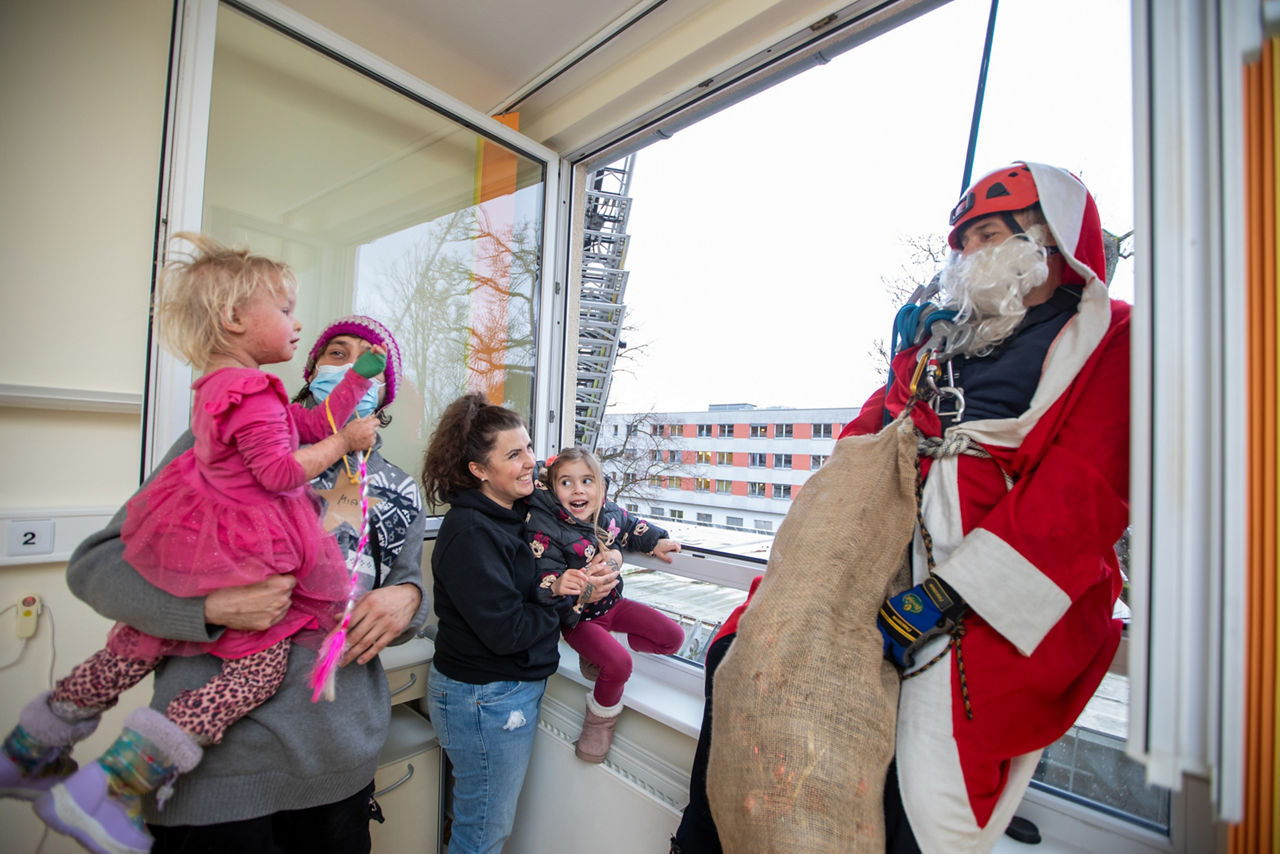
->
xmin=525 ymin=447 xmax=685 ymax=763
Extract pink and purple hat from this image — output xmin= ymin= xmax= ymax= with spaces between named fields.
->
xmin=304 ymin=314 xmax=402 ymax=409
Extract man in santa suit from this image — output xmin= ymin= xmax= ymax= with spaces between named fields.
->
xmin=869 ymin=161 xmax=1130 ymax=852
xmin=672 ymin=162 xmax=1128 ymax=854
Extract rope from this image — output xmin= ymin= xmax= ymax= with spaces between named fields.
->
xmin=918 ymin=431 xmax=1013 ymax=490
xmin=918 ymin=432 xmax=988 ymax=460
xmin=901 ymin=449 xmax=974 ymax=720
xmin=961 ymin=0 xmax=1001 ymax=194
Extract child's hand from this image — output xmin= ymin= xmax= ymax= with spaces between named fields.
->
xmin=340 ymin=414 xmax=379 ymax=452
xmin=651 ymin=539 xmax=682 ymax=563
xmin=353 ymin=345 xmax=388 ymax=379
xmin=551 ymin=568 xmax=590 ymax=597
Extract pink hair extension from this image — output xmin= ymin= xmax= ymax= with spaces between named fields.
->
xmin=309 ymin=452 xmax=372 ymax=702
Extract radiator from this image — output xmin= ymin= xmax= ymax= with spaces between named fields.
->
xmin=504 ymin=693 xmax=689 ymax=853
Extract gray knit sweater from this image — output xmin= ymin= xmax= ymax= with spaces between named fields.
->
xmin=65 ymin=432 xmax=428 ymax=826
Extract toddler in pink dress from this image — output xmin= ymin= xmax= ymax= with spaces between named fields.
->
xmin=1 ymin=233 xmax=387 ymax=854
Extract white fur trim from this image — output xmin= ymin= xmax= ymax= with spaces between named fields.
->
xmin=897 ymin=658 xmax=1042 ymax=852
xmin=913 ymin=457 xmax=966 ymax=584
xmin=123 ymin=708 xmax=203 ymax=773
xmin=21 ymin=692 xmax=99 ymax=745
xmin=1025 ymin=161 xmax=1098 ymax=287
xmin=941 ymin=528 xmax=1072 ymax=656
xmin=951 ymin=278 xmax=1111 ymax=450
xmin=585 ymin=692 xmax=622 ymax=718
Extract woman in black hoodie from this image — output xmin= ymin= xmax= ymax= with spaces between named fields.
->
xmin=421 ymin=394 xmax=616 ymax=853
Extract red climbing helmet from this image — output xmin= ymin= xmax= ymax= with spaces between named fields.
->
xmin=947 ymin=162 xmax=1040 ymax=250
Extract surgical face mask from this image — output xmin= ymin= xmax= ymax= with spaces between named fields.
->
xmin=309 ymin=363 xmax=384 ymax=418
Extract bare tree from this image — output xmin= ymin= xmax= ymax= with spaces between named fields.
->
xmin=866 ymin=227 xmax=1135 ymax=383
xmin=867 ymin=233 xmax=951 ymax=381
xmin=595 ymin=410 xmax=691 ymax=505
xmin=361 ymin=206 xmax=542 ymax=439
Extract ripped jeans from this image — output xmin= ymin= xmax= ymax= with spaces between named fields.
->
xmin=425 ymin=665 xmax=546 ymax=854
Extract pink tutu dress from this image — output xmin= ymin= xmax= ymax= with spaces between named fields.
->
xmin=118 ymin=366 xmax=372 ymax=661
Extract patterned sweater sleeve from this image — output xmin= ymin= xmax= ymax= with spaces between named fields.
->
xmin=381 ymin=487 xmax=430 ymax=644
xmin=612 ymin=503 xmax=667 ymax=554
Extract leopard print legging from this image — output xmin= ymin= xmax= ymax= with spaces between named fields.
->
xmin=50 ymin=629 xmax=291 ymax=746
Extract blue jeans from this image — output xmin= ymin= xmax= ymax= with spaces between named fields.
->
xmin=425 ymin=665 xmax=546 ymax=854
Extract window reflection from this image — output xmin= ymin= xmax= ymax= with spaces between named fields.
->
xmin=201 ymin=4 xmax=545 ymax=477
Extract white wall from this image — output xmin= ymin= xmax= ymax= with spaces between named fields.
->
xmin=0 ymin=3 xmax=173 ymax=850
xmin=508 ymin=672 xmax=695 ymax=853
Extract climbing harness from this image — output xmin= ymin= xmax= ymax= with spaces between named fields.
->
xmin=904 ymin=345 xmax=967 ymax=426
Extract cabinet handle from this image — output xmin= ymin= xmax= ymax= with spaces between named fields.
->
xmin=389 ymin=672 xmax=418 ymax=698
xmin=374 ymin=763 xmax=414 ymax=798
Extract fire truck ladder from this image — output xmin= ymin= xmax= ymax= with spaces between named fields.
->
xmin=575 ymin=156 xmax=635 ymax=449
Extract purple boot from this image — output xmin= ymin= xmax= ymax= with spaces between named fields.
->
xmin=34 ymin=708 xmax=202 ymax=854
xmin=1 ymin=691 xmax=98 ymax=801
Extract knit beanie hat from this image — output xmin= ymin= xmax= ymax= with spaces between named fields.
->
xmin=304 ymin=315 xmax=402 ymax=409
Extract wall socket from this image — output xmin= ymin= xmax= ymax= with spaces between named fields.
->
xmin=16 ymin=594 xmax=41 ymax=638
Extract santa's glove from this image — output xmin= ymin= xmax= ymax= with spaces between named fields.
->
xmin=353 ymin=351 xmax=387 ymax=378
xmin=878 ymin=574 xmax=968 ymax=670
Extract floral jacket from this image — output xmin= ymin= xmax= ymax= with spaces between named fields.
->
xmin=525 ymin=482 xmax=667 ymax=622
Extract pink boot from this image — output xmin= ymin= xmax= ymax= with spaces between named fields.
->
xmin=575 ymin=693 xmax=622 ymax=763
xmin=35 ymin=707 xmax=202 ymax=854
xmin=1 ymin=691 xmax=99 ymax=801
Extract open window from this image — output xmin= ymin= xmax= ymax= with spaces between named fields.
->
xmin=557 ymin=0 xmax=1228 ymax=848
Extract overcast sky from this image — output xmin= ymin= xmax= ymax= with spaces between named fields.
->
xmin=605 ymin=0 xmax=1133 ymax=414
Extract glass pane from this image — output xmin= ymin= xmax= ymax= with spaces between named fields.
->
xmin=201 ymin=5 xmax=546 ymax=476
xmin=619 ymin=564 xmax=749 ymax=666
xmin=1031 ymin=672 xmax=1171 ymax=833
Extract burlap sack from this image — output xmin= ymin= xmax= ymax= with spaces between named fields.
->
xmin=706 ymin=414 xmax=918 ymax=853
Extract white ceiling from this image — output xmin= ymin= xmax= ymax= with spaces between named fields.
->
xmin=277 ymin=0 xmax=929 ymax=157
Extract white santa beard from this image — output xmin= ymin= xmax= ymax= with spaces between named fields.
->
xmin=937 ymin=235 xmax=1050 ymax=358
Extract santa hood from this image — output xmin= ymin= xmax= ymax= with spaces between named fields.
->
xmin=1022 ymin=161 xmax=1107 ymax=287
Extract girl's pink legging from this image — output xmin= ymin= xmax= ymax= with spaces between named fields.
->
xmin=563 ymin=598 xmax=685 ymax=707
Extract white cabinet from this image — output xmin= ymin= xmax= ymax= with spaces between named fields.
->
xmin=373 ymin=638 xmax=441 ymax=854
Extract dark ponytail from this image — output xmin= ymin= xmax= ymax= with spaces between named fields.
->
xmin=421 ymin=393 xmax=526 ymax=509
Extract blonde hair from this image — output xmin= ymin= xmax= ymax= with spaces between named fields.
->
xmin=155 ymin=232 xmax=296 ymax=370
xmin=545 ymin=447 xmax=611 ymax=551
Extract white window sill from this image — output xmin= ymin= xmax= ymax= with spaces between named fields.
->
xmin=556 ymin=641 xmax=706 ymax=740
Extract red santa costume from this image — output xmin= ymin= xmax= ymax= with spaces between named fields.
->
xmin=841 ymin=162 xmax=1130 ymax=852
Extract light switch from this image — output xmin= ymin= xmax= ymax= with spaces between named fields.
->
xmin=6 ymin=519 xmax=55 ymax=556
